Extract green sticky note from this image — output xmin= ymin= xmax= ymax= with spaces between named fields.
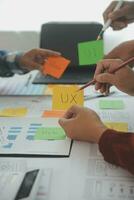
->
xmin=78 ymin=40 xmax=104 ymax=65
xmin=35 ymin=127 xmax=66 ymax=140
xmin=99 ymin=100 xmax=124 ymax=109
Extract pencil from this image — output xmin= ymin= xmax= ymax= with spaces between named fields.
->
xmin=78 ymin=56 xmax=134 ymax=91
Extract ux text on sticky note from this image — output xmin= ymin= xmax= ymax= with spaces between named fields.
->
xmin=78 ymin=40 xmax=104 ymax=65
xmin=52 ymin=85 xmax=84 ymax=110
xmin=43 ymin=56 xmax=70 ymax=79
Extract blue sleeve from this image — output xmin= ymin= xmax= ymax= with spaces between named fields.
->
xmin=0 ymin=50 xmax=28 ymax=77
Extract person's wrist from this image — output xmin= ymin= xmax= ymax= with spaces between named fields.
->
xmin=95 ymin=125 xmax=108 ymax=143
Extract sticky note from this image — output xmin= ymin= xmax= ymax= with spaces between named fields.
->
xmin=43 ymin=56 xmax=71 ymax=79
xmin=99 ymin=100 xmax=124 ymax=109
xmin=42 ymin=110 xmax=65 ymax=118
xmin=52 ymin=85 xmax=84 ymax=110
xmin=104 ymin=122 xmax=128 ymax=132
xmin=35 ymin=127 xmax=66 ymax=140
xmin=0 ymin=107 xmax=28 ymax=117
xmin=78 ymin=40 xmax=104 ymax=65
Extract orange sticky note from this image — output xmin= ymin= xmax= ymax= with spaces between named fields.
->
xmin=42 ymin=110 xmax=65 ymax=118
xmin=43 ymin=56 xmax=71 ymax=79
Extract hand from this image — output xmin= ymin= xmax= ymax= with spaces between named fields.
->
xmin=59 ymin=105 xmax=107 ymax=143
xmin=17 ymin=48 xmax=61 ymax=72
xmin=105 ymin=40 xmax=134 ymax=62
xmin=103 ymin=1 xmax=134 ymax=30
xmin=94 ymin=59 xmax=134 ymax=95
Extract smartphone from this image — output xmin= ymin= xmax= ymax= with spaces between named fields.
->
xmin=14 ymin=169 xmax=42 ymax=200
xmin=0 ymin=169 xmax=42 ymax=200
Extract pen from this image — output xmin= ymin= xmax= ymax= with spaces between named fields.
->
xmin=97 ymin=0 xmax=124 ymax=40
xmin=25 ymin=74 xmax=32 ymax=87
xmin=78 ymin=56 xmax=134 ymax=91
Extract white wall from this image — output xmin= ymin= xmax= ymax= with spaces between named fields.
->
xmin=0 ymin=0 xmax=133 ymax=53
xmin=0 ymin=0 xmax=111 ymax=31
xmin=0 ymin=31 xmax=39 ymax=51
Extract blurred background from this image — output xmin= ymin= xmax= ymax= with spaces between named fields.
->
xmin=0 ymin=0 xmax=133 ymax=53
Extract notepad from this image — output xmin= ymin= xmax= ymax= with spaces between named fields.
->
xmin=35 ymin=127 xmax=66 ymax=140
xmin=0 ymin=107 xmax=28 ymax=117
xmin=104 ymin=122 xmax=128 ymax=132
xmin=43 ymin=56 xmax=71 ymax=79
xmin=52 ymin=85 xmax=84 ymax=110
xmin=78 ymin=40 xmax=103 ymax=65
xmin=99 ymin=100 xmax=124 ymax=109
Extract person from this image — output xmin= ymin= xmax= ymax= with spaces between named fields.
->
xmin=103 ymin=0 xmax=134 ymax=30
xmin=59 ymin=1 xmax=134 ymax=175
xmin=0 ymin=48 xmax=60 ymax=77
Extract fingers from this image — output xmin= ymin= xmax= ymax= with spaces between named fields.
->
xmin=59 ymin=117 xmax=72 ymax=128
xmin=23 ymin=60 xmax=42 ymax=71
xmin=111 ymin=20 xmax=127 ymax=30
xmin=103 ymin=1 xmax=118 ymax=23
xmin=94 ymin=59 xmax=123 ymax=77
xmin=59 ymin=105 xmax=81 ymax=128
xmin=95 ymin=73 xmax=115 ymax=85
xmin=109 ymin=5 xmax=130 ymax=21
xmin=94 ymin=59 xmax=112 ymax=78
xmin=103 ymin=1 xmax=131 ymax=30
xmin=35 ymin=48 xmax=61 ymax=57
xmin=63 ymin=105 xmax=81 ymax=119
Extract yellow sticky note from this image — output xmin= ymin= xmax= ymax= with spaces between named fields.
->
xmin=104 ymin=122 xmax=128 ymax=132
xmin=0 ymin=107 xmax=28 ymax=117
xmin=52 ymin=85 xmax=84 ymax=110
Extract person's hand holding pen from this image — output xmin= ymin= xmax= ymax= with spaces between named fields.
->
xmin=103 ymin=1 xmax=134 ymax=30
xmin=94 ymin=59 xmax=134 ymax=96
xmin=16 ymin=48 xmax=61 ymax=73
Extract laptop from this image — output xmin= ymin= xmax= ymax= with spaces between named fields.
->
xmin=33 ymin=22 xmax=103 ymax=84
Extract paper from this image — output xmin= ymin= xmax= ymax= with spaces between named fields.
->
xmin=69 ymin=140 xmax=134 ymax=200
xmin=0 ymin=107 xmax=28 ymax=117
xmin=104 ymin=122 xmax=128 ymax=132
xmin=0 ymin=96 xmax=51 ymax=118
xmin=78 ymin=40 xmax=103 ymax=65
xmin=0 ymin=159 xmax=27 ymax=172
xmin=42 ymin=110 xmax=65 ymax=118
xmin=0 ymin=127 xmax=9 ymax=146
xmin=0 ymin=71 xmax=47 ymax=96
xmin=35 ymin=127 xmax=66 ymax=140
xmin=0 ymin=117 xmax=71 ymax=156
xmin=43 ymin=56 xmax=70 ymax=79
xmin=52 ymin=85 xmax=84 ymax=110
xmin=99 ymin=99 xmax=124 ymax=109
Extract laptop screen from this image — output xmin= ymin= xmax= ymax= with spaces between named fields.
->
xmin=40 ymin=22 xmax=103 ymax=68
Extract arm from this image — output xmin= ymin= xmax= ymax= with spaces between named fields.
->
xmin=0 ymin=50 xmax=25 ymax=77
xmin=94 ymin=59 xmax=134 ymax=95
xmin=0 ymin=49 xmax=60 ymax=77
xmin=104 ymin=40 xmax=134 ymax=63
xmin=103 ymin=1 xmax=134 ymax=30
xmin=59 ymin=105 xmax=134 ymax=175
xmin=99 ymin=129 xmax=134 ymax=174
